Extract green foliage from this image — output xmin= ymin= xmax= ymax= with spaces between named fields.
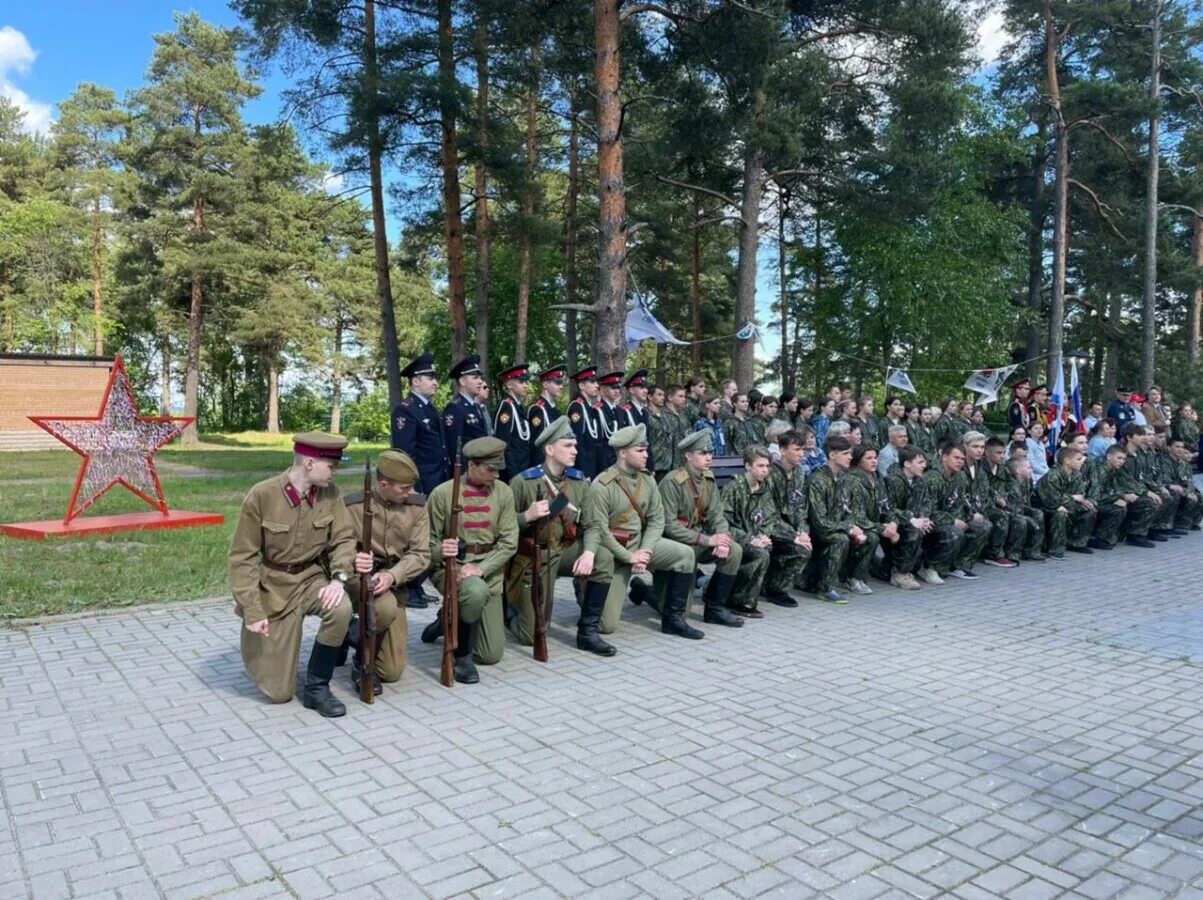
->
xmin=279 ymin=382 xmax=332 ymax=432
xmin=342 ymin=384 xmax=392 ymax=441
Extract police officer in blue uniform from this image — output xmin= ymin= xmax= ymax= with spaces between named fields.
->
xmin=494 ymin=362 xmax=533 ymax=481
xmin=443 ymin=354 xmax=490 ymax=470
xmin=390 ymin=353 xmax=447 ymax=610
xmin=595 ymin=371 xmax=626 ymax=472
xmin=568 ymin=365 xmax=601 ymax=478
xmin=528 ymin=363 xmax=566 ymax=448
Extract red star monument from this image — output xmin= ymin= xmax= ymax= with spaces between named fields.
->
xmin=30 ymin=355 xmax=194 ymax=524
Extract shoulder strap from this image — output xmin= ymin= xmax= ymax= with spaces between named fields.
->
xmin=612 ymin=473 xmax=648 ymax=529
xmin=686 ymin=476 xmax=708 ymax=526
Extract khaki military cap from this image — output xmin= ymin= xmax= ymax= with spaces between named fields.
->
xmin=535 ymin=416 xmax=573 ymax=448
xmin=293 ymin=432 xmax=349 ymax=460
xmin=376 ymin=450 xmax=418 ymax=484
xmin=464 ymin=436 xmax=507 ymax=469
xmin=609 ymin=424 xmax=648 ymax=449
xmin=678 ymin=430 xmax=713 ymax=454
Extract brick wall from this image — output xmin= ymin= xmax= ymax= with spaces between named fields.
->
xmin=0 ymin=356 xmax=115 ymax=447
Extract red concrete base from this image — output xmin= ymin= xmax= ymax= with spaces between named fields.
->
xmin=1 ymin=510 xmax=225 ymax=541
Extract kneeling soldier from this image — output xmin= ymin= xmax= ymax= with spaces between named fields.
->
xmin=719 ymin=446 xmax=778 ymax=617
xmin=343 ymin=450 xmax=430 ymax=694
xmin=507 ymin=417 xmax=616 ymax=656
xmin=658 ymin=430 xmax=744 ymax=628
xmin=421 ymin=437 xmax=518 ymax=683
xmin=585 ymin=424 xmax=700 ymax=638
xmin=228 ymin=432 xmax=366 ymax=717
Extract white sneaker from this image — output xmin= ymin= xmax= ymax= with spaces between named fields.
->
xmin=846 ymin=578 xmax=873 ymax=595
xmin=917 ymin=567 xmax=945 ymax=585
xmin=891 ymin=571 xmax=921 ymax=591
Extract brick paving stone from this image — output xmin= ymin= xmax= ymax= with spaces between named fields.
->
xmin=3 ymin=539 xmax=1203 ymax=897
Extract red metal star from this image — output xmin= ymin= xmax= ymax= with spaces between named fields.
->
xmin=30 ymin=355 xmax=194 ymax=524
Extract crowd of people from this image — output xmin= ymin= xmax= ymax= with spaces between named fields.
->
xmin=226 ymin=354 xmax=1203 ymax=717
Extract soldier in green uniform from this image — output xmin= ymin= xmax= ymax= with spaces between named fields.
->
xmin=506 ymin=417 xmax=616 ymax=656
xmin=914 ymin=441 xmax=985 ymax=581
xmin=723 ymin=392 xmax=759 ymax=457
xmin=1169 ymin=437 xmax=1203 ymax=529
xmin=719 ymin=445 xmax=777 ymax=617
xmin=1088 ymin=443 xmax=1157 ymax=548
xmin=1171 ymin=401 xmax=1199 ymax=454
xmin=881 ymin=446 xmax=934 ymax=588
xmin=807 ymin=435 xmax=870 ymax=603
xmin=683 ymin=376 xmax=706 ymax=426
xmin=228 ymin=432 xmax=366 ymax=718
xmin=846 ymin=445 xmax=895 ymax=593
xmin=1035 ymin=446 xmax=1098 ymax=558
xmin=1152 ymin=432 xmax=1189 ymax=534
xmin=658 ymin=430 xmax=745 ymax=628
xmin=662 ymin=385 xmax=691 ymax=472
xmin=648 ymin=385 xmax=676 ymax=481
xmin=342 ymin=450 xmax=430 ymax=695
xmin=584 ymin=424 xmax=700 ymax=638
xmin=421 ymin=436 xmax=518 ymax=683
xmin=962 ymin=433 xmax=1014 ymax=569
xmin=764 ymin=430 xmax=813 ymax=605
xmin=1123 ymin=424 xmax=1177 ymax=539
xmin=998 ymin=451 xmax=1046 ymax=560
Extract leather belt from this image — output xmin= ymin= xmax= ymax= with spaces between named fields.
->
xmin=464 ymin=543 xmax=495 ymax=554
xmin=262 ymin=555 xmax=322 ymax=574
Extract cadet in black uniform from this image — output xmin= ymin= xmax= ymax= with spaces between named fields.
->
xmin=494 ymin=362 xmax=532 ymax=481
xmin=568 ymin=365 xmax=602 ymax=478
xmin=528 ymin=363 xmax=566 ymax=448
xmin=443 ymin=354 xmax=490 ymax=471
xmin=622 ymin=369 xmax=652 ymax=473
xmin=595 ymin=371 xmax=626 ymax=473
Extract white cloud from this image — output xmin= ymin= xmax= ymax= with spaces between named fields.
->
xmin=0 ymin=26 xmax=53 ymax=135
xmin=975 ymin=10 xmax=1009 ymax=70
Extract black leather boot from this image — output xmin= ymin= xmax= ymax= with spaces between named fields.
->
xmin=661 ymin=571 xmax=704 ymax=639
xmin=577 ymin=581 xmax=617 ymax=656
xmin=702 ymin=572 xmax=743 ymax=627
xmin=421 ymin=618 xmax=443 ymax=644
xmin=453 ymin=622 xmax=479 ymax=684
xmin=628 ymin=576 xmax=653 ymax=607
xmin=301 ymin=642 xmax=346 ymax=717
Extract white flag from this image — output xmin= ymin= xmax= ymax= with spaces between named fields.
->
xmin=885 ymin=368 xmax=916 ymax=394
xmin=963 ymin=363 xmax=1019 ymax=398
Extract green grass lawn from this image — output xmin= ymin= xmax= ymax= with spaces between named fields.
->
xmin=0 ymin=434 xmax=390 ymax=620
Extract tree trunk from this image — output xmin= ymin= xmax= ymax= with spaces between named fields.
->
xmin=183 ymin=184 xmax=204 ymax=444
xmin=364 ymin=0 xmax=402 ymax=408
xmin=778 ymin=186 xmax=790 ymax=391
xmin=1044 ymin=3 xmax=1068 ymax=385
xmin=812 ymin=212 xmax=824 ymax=399
xmin=1 ymin=262 xmax=12 ymax=351
xmin=91 ymin=196 xmax=104 ymax=355
xmin=266 ymin=361 xmax=280 ymax=434
xmin=438 ymin=0 xmax=469 ymax=362
xmin=1190 ymin=207 xmax=1203 ymax=367
xmin=655 ymin=341 xmax=666 ymax=386
xmin=563 ymin=83 xmax=581 ymax=370
xmin=1105 ymin=292 xmax=1122 ymax=396
xmin=1140 ymin=2 xmax=1161 ymax=391
xmin=732 ymin=88 xmax=765 ymax=388
xmin=515 ymin=44 xmax=539 ymax=363
xmin=161 ymin=334 xmax=171 ymax=415
xmin=331 ymin=321 xmax=344 ymax=434
xmin=1091 ymin=315 xmax=1104 ymax=403
xmin=473 ymin=14 xmax=491 ymax=373
xmin=1025 ymin=117 xmax=1048 ymax=379
xmin=691 ymin=195 xmax=702 ymax=374
xmin=592 ymin=0 xmax=628 ymax=372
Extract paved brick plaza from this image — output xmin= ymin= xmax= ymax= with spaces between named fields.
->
xmin=3 ymin=536 xmax=1203 ymax=899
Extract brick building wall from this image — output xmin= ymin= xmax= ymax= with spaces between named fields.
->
xmin=0 ymin=355 xmax=115 ymax=451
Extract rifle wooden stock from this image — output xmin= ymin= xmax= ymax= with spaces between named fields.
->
xmin=531 ymin=531 xmax=547 ymax=663
xmin=441 ymin=442 xmax=463 ymax=687
xmin=358 ymin=458 xmax=376 ymax=705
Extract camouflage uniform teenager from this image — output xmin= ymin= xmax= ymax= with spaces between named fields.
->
xmin=844 ymin=445 xmax=894 ymax=595
xmin=660 ymin=385 xmax=691 ymax=474
xmin=723 ymin=392 xmax=760 ymax=457
xmin=1169 ymin=438 xmax=1203 ymax=529
xmin=658 ymin=431 xmax=745 ymax=628
xmin=879 ymin=446 xmax=933 ymax=589
xmin=1151 ymin=433 xmax=1188 ymax=534
xmin=807 ymin=435 xmax=867 ymax=604
xmin=765 ymin=430 xmax=814 ymax=605
xmin=996 ymin=451 xmax=1046 ymax=561
xmin=913 ymin=442 xmax=983 ymax=580
xmin=963 ymin=433 xmax=1013 ymax=568
xmin=1035 ymin=446 xmax=1098 ymax=558
xmin=945 ymin=434 xmax=993 ymax=578
xmin=1088 ymin=443 xmax=1157 ymax=548
xmin=719 ymin=445 xmax=778 ymax=616
xmin=1123 ymin=424 xmax=1175 ymax=540
xmin=982 ymin=437 xmax=1033 ymax=564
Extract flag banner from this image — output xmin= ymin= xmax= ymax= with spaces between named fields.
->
xmin=1070 ymin=359 xmax=1083 ymax=432
xmin=963 ymin=363 xmax=1019 ymax=398
xmin=885 ymin=368 xmax=917 ymax=394
xmin=735 ymin=322 xmax=756 ymax=341
xmin=1048 ymin=354 xmax=1066 ymax=448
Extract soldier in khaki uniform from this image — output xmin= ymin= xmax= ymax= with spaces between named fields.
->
xmin=420 ymin=437 xmax=518 ymax=683
xmin=506 ymin=417 xmax=617 ymax=656
xmin=342 ymin=450 xmax=430 ymax=695
xmin=583 ymin=424 xmax=699 ymax=638
xmin=228 ymin=432 xmax=370 ymax=718
xmin=658 ymin=430 xmax=745 ymax=628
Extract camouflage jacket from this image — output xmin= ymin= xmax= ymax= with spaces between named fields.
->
xmin=884 ymin=467 xmax=930 ymax=520
xmin=848 ymin=469 xmax=892 ymax=534
xmin=915 ymin=466 xmax=970 ymax=529
xmin=722 ymin=473 xmax=791 ymax=544
xmin=1035 ymin=465 xmax=1088 ymax=511
xmin=807 ymin=465 xmax=856 ymax=539
xmin=768 ymin=460 xmax=809 ymax=533
xmin=1088 ymin=462 xmax=1142 ymax=505
xmin=724 ymin=416 xmax=761 ymax=457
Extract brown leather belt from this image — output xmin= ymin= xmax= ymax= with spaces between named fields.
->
xmin=464 ymin=543 xmax=495 ymax=554
xmin=262 ymin=555 xmax=322 ymax=575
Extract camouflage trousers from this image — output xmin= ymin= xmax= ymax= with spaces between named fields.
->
xmin=1005 ymin=508 xmax=1044 ymax=559
xmin=983 ymin=508 xmax=1011 ymax=559
xmin=765 ymin=536 xmax=811 ymax=595
xmin=1174 ymin=491 xmax=1203 ymax=530
xmin=954 ymin=519 xmax=992 ymax=572
xmin=1092 ymin=499 xmax=1150 ymax=545
xmin=728 ymin=542 xmax=770 ymax=612
xmin=841 ymin=531 xmax=883 ymax=584
xmin=872 ymin=525 xmax=923 ymax=578
xmin=922 ymin=525 xmax=962 ymax=577
xmin=1154 ymin=492 xmax=1180 ymax=530
xmin=1043 ymin=503 xmax=1097 ymax=553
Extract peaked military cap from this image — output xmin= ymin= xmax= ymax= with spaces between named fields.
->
xmin=598 ymin=371 xmax=625 ymax=387
xmin=678 ymin=430 xmax=712 ymax=454
xmin=401 ymin=353 xmax=437 ymax=379
xmin=450 ymin=354 xmax=483 ymax=379
xmin=498 ymin=363 xmax=531 ymax=383
xmin=293 ymin=432 xmax=349 ymax=460
xmin=376 ymin=450 xmax=418 ymax=484
xmin=624 ymin=369 xmax=648 ymax=389
xmin=1011 ymin=378 xmax=1030 ymax=391
xmin=571 ymin=365 xmax=598 ymax=383
xmin=609 ymin=424 xmax=647 ymax=449
xmin=535 ymin=416 xmax=573 ymax=448
xmin=464 ymin=436 xmax=507 ymax=469
xmin=539 ymin=364 xmax=567 ymax=383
